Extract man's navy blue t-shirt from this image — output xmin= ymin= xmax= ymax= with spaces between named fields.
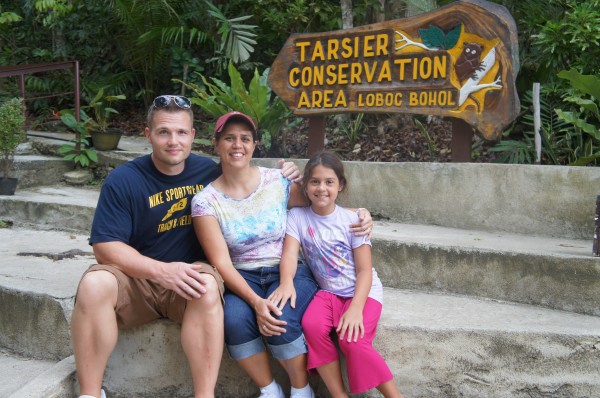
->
xmin=90 ymin=154 xmax=220 ymax=263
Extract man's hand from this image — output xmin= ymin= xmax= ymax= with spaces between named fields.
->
xmin=350 ymin=208 xmax=373 ymax=239
xmin=155 ymin=262 xmax=209 ymax=300
xmin=277 ymin=159 xmax=302 ymax=182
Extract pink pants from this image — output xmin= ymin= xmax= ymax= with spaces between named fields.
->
xmin=301 ymin=290 xmax=393 ymax=394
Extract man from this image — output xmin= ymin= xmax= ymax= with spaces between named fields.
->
xmin=71 ymin=96 xmax=300 ymax=398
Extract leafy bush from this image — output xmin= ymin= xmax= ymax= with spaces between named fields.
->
xmin=554 ymin=69 xmax=600 ymax=165
xmin=490 ymin=88 xmax=569 ymax=164
xmin=0 ymin=98 xmax=26 ymax=178
xmin=57 ymin=113 xmax=98 ymax=168
xmin=178 ymin=61 xmax=296 ymax=155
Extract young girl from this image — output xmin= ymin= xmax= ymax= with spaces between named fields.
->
xmin=269 ymin=151 xmax=404 ymax=398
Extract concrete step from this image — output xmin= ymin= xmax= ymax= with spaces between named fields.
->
xmin=0 ymin=347 xmax=58 ymax=397
xmin=1 ymin=188 xmax=597 ymax=316
xmin=0 ymin=185 xmax=98 ymax=233
xmin=373 ymin=221 xmax=600 ymax=317
xmin=12 ymin=154 xmax=74 ymax=189
xmin=1 ymin=228 xmax=600 ymax=397
xmin=0 ymin=228 xmax=93 ymax=360
xmin=1 ymin=349 xmax=74 ymax=398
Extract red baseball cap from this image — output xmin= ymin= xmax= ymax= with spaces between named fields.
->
xmin=214 ymin=111 xmax=257 ymax=137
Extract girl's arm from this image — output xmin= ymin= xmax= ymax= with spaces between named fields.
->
xmin=193 ymin=215 xmax=288 ymax=335
xmin=268 ymin=234 xmax=301 ymax=310
xmin=337 ymin=244 xmax=373 ymax=342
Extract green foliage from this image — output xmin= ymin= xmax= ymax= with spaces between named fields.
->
xmin=205 ymin=1 xmax=257 ymax=65
xmin=414 ymin=118 xmax=437 ymax=161
xmin=490 ymin=87 xmax=570 ymax=164
xmin=0 ymin=98 xmax=27 ymax=178
xmin=0 ymin=11 xmax=22 ymax=24
xmin=554 ymin=69 xmax=600 ymax=165
xmin=83 ymin=87 xmax=126 ymax=133
xmin=179 ymin=61 xmax=294 ymax=152
xmin=532 ymin=1 xmax=600 ymax=77
xmin=57 ymin=113 xmax=98 ymax=168
xmin=335 ymin=113 xmax=365 ymax=147
xmin=242 ymin=0 xmax=342 ymax=65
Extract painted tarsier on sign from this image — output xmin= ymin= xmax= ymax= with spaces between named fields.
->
xmin=394 ymin=24 xmax=502 ymax=113
xmin=269 ymin=0 xmax=520 ymax=140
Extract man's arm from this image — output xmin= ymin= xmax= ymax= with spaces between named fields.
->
xmin=92 ymin=241 xmax=209 ymax=300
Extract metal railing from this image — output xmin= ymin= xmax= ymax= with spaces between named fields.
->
xmin=0 ymin=60 xmax=81 ymax=121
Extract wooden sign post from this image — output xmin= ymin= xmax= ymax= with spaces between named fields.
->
xmin=268 ymin=0 xmax=520 ymax=160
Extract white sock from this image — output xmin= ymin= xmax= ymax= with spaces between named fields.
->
xmin=261 ymin=380 xmax=281 ymax=394
xmin=79 ymin=389 xmax=106 ymax=398
xmin=291 ymin=383 xmax=314 ymax=397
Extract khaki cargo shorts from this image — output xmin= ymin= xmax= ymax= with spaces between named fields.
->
xmin=76 ymin=262 xmax=224 ymax=330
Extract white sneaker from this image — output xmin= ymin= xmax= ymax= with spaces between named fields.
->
xmin=259 ymin=382 xmax=285 ymax=398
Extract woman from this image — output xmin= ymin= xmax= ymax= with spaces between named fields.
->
xmin=191 ymin=111 xmax=372 ymax=398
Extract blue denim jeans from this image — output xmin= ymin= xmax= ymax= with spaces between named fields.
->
xmin=224 ymin=264 xmax=318 ymax=361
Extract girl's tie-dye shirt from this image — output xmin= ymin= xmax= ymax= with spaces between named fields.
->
xmin=286 ymin=205 xmax=383 ymax=303
xmin=191 ymin=167 xmax=290 ymax=270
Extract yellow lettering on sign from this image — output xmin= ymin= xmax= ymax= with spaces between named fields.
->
xmin=295 ymin=41 xmax=311 ymax=62
xmin=357 ymin=92 xmax=404 ymax=107
xmin=313 ymin=41 xmax=325 ymax=61
xmin=394 ymin=54 xmax=448 ymax=81
xmin=408 ymin=90 xmax=457 ymax=107
xmin=296 ymin=34 xmax=389 ymax=62
xmin=328 ymin=40 xmax=339 ymax=60
xmin=296 ymin=90 xmax=347 ymax=109
xmin=289 ymin=67 xmax=300 ymax=87
xmin=289 ymin=61 xmax=393 ymax=87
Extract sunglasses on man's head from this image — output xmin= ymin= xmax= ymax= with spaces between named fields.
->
xmin=152 ymin=95 xmax=191 ymax=109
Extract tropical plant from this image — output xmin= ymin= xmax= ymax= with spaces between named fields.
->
xmin=178 ymin=61 xmax=297 ymax=153
xmin=57 ymin=112 xmax=98 ymax=168
xmin=554 ymin=69 xmax=600 ymax=165
xmin=205 ymin=1 xmax=257 ymax=65
xmin=83 ymin=87 xmax=126 ymax=133
xmin=532 ymin=1 xmax=600 ymax=78
xmin=414 ymin=118 xmax=437 ymax=161
xmin=490 ymin=88 xmax=568 ymax=164
xmin=335 ymin=113 xmax=365 ymax=147
xmin=0 ymin=98 xmax=26 ymax=179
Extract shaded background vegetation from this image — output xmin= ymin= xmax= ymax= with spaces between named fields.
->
xmin=1 ymin=0 xmax=599 ymax=165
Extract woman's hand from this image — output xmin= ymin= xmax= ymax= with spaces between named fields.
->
xmin=268 ymin=280 xmax=297 ymax=311
xmin=277 ymin=159 xmax=302 ymax=182
xmin=350 ymin=208 xmax=373 ymax=239
xmin=254 ymin=298 xmax=288 ymax=336
xmin=336 ymin=306 xmax=364 ymax=342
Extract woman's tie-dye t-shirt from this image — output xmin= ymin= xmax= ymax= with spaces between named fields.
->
xmin=191 ymin=167 xmax=291 ymax=270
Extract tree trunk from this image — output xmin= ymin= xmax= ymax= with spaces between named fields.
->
xmin=340 ymin=0 xmax=353 ymax=29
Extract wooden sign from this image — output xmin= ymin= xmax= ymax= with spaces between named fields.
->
xmin=268 ymin=0 xmax=520 ymax=141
